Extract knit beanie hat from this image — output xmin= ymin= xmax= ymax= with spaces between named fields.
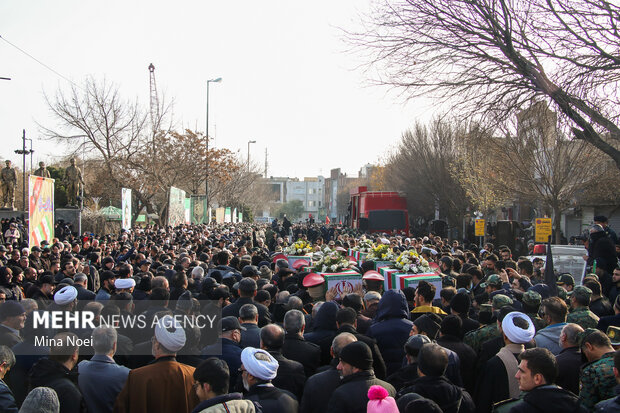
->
xmin=20 ymin=387 xmax=59 ymax=413
xmin=367 ymin=385 xmax=398 ymax=413
xmin=413 ymin=314 xmax=441 ymax=339
xmin=450 ymin=292 xmax=471 ymax=315
xmin=339 ymin=341 xmax=373 ymax=370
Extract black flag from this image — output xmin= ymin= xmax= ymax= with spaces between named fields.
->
xmin=544 ymin=236 xmax=558 ymax=297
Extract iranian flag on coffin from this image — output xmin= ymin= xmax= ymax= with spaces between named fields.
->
xmin=348 ymin=249 xmax=359 ymax=260
xmin=395 ymin=274 xmax=442 ymax=298
xmin=320 ymin=270 xmax=362 ymax=300
xmin=302 ymin=266 xmax=314 ymax=273
xmin=379 ymin=267 xmax=400 ymax=290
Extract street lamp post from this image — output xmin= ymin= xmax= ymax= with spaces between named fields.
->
xmin=247 ymin=140 xmax=256 ymax=172
xmin=205 ymin=77 xmax=222 ymax=220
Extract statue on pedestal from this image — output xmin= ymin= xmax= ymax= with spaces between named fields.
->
xmin=34 ymin=161 xmax=51 ymax=178
xmin=0 ymin=160 xmax=17 ymax=210
xmin=64 ymin=158 xmax=84 ymax=208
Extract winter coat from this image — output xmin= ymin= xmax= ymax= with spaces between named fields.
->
xmin=0 ymin=379 xmax=17 ymax=413
xmin=398 ymin=375 xmax=475 ymax=413
xmin=245 ymin=384 xmax=298 ymax=413
xmin=437 ymin=335 xmax=478 ymax=395
xmin=589 ymin=232 xmax=617 ymax=274
xmin=508 ymin=385 xmax=587 ymax=413
xmin=304 ymin=301 xmax=338 ymax=366
xmin=366 ymin=290 xmax=413 ymax=376
xmin=268 ymin=350 xmax=306 ymax=401
xmin=282 ymin=334 xmax=321 ymax=378
xmin=555 ymin=346 xmax=584 ymax=396
xmin=336 ymin=324 xmax=387 ymax=380
xmin=28 ymin=357 xmax=87 ymax=413
xmin=534 ymin=323 xmax=567 ymax=355
xmin=299 ymin=360 xmax=341 ymax=413
xmin=326 ymin=370 xmax=395 ymax=413
xmin=191 ymin=393 xmax=258 ymax=413
xmin=113 ymin=356 xmax=199 ymax=413
xmin=222 ymin=297 xmax=272 ymax=327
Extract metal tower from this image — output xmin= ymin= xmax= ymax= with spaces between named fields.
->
xmin=148 ymin=63 xmax=160 ymax=137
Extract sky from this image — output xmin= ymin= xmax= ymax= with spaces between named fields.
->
xmin=0 ymin=1 xmax=431 ymax=179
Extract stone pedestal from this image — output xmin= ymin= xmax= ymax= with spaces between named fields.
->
xmin=55 ymin=208 xmax=81 ymax=232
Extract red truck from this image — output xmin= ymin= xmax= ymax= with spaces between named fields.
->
xmin=347 ymin=186 xmax=409 ymax=234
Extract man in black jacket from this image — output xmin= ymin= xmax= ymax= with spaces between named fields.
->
xmin=0 ymin=345 xmax=17 ymax=413
xmin=300 ymin=332 xmax=357 ymax=413
xmin=397 ymin=343 xmax=474 ymax=413
xmin=555 ymin=323 xmax=584 ymax=395
xmin=326 ymin=341 xmax=396 ymax=413
xmin=335 ymin=307 xmax=387 ymax=379
xmin=222 ymin=278 xmax=272 ymax=327
xmin=242 ymin=347 xmax=298 ymax=413
xmin=282 ymin=309 xmax=321 ymax=377
xmin=501 ymin=347 xmax=586 ymax=412
xmin=0 ymin=301 xmax=25 ymax=348
xmin=436 ymin=315 xmax=477 ymax=395
xmin=260 ymin=324 xmax=306 ymax=400
xmin=28 ymin=332 xmax=87 ymax=413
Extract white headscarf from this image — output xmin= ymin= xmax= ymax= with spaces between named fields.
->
xmin=241 ymin=347 xmax=279 ymax=381
xmin=502 ymin=312 xmax=535 ymax=344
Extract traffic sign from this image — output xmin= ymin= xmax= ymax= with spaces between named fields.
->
xmin=475 ymin=219 xmax=485 ymax=237
xmin=535 ymin=218 xmax=552 ymax=243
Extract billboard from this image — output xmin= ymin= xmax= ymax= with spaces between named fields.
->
xmin=121 ymin=188 xmax=132 ymax=230
xmin=29 ymin=176 xmax=54 ymax=248
xmin=190 ymin=195 xmax=208 ymax=224
xmin=168 ymin=186 xmax=186 ymax=226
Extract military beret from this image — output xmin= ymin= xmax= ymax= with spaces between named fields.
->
xmin=572 ymin=285 xmax=592 ymax=300
xmin=492 ymin=294 xmax=513 ymax=309
xmin=522 ymin=290 xmax=542 ymax=307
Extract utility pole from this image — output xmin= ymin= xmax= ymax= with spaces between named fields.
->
xmin=14 ymin=130 xmax=33 ymax=217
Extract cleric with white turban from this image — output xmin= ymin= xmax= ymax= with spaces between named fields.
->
xmin=154 ymin=315 xmax=186 ymax=352
xmin=54 ymin=285 xmax=78 ymax=306
xmin=502 ymin=311 xmax=535 ymax=344
xmin=114 ymin=278 xmax=136 ymax=290
xmin=241 ymin=347 xmax=279 ymax=381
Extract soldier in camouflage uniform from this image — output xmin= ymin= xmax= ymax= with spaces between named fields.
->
xmin=521 ymin=290 xmax=546 ymax=332
xmin=568 ymin=286 xmax=600 ymax=329
xmin=464 ymin=294 xmax=513 ymax=353
xmin=579 ymin=328 xmax=617 ymax=410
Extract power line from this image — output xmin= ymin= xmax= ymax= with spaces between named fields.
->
xmin=0 ymin=34 xmax=83 ymax=90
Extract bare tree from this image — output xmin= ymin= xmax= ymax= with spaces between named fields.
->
xmin=494 ymin=102 xmax=608 ymax=242
xmin=351 ymin=0 xmax=620 ymax=169
xmin=385 ymin=118 xmax=470 ymax=230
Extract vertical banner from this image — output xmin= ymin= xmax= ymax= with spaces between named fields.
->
xmin=184 ymin=198 xmax=191 ymax=224
xmin=215 ymin=207 xmax=225 ymax=224
xmin=29 ymin=176 xmax=55 ymax=249
xmin=224 ymin=207 xmax=232 ymax=223
xmin=239 ymin=212 xmax=243 ymax=223
xmin=168 ymin=186 xmax=186 ymax=226
xmin=233 ymin=208 xmax=238 ymax=223
xmin=121 ymin=188 xmax=132 ymax=230
xmin=190 ymin=195 xmax=208 ymax=224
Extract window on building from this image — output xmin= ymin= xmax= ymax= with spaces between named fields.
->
xmin=308 ymin=201 xmax=315 ymax=207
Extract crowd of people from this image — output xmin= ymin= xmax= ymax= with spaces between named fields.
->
xmin=0 ymin=217 xmax=618 ymax=413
